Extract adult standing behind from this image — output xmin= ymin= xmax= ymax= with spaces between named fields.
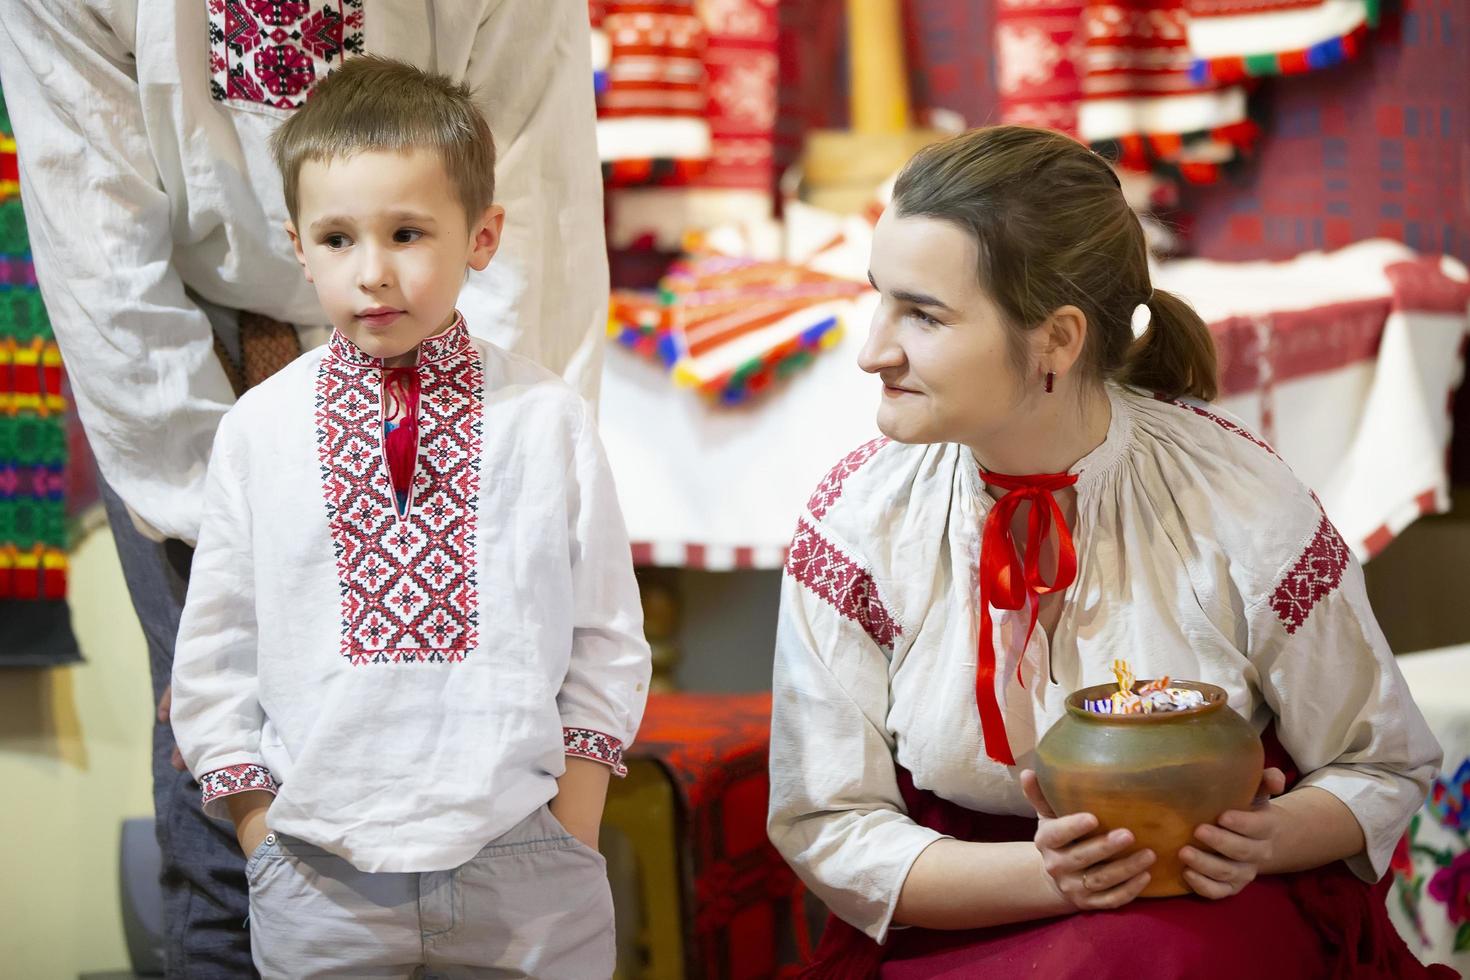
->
xmin=768 ymin=125 xmax=1447 ymax=978
xmin=0 ymin=2 xmax=607 ymax=975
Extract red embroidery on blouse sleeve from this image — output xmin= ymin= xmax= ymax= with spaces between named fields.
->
xmin=786 ymin=517 xmax=901 ymax=651
xmin=564 ymin=727 xmax=628 ymax=777
xmin=1268 ymin=516 xmax=1350 ymax=634
xmin=1165 ymin=398 xmax=1282 ymax=460
xmin=807 ymin=437 xmax=889 ymax=520
xmin=200 ymin=763 xmax=278 ymax=807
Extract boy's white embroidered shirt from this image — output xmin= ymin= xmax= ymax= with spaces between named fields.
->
xmin=767 ymin=385 xmax=1442 ymax=942
xmin=170 ymin=319 xmax=650 ymax=873
xmin=0 ymin=1 xmax=608 ymax=544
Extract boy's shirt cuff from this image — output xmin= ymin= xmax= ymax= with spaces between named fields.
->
xmin=199 ymin=762 xmax=279 ymax=819
xmin=562 ymin=726 xmax=628 ymax=777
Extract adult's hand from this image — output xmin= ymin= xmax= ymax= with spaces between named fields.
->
xmin=1020 ymin=769 xmax=1155 ymax=911
xmin=157 ymin=685 xmax=186 ymax=772
xmin=1180 ymin=767 xmax=1287 ymax=899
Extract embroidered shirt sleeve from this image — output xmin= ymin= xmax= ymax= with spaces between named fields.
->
xmin=1248 ymin=512 xmax=1441 ymax=882
xmin=769 ymin=523 xmax=938 ymax=944
xmin=200 ymin=763 xmax=279 ymax=808
xmin=168 ymin=413 xmax=273 ymax=822
xmin=563 ymin=727 xmax=627 ymax=777
xmin=0 ymin=3 xmax=235 ymax=544
xmin=557 ymin=398 xmax=651 ymax=776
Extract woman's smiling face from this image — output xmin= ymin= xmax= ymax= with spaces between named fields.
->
xmin=860 ymin=209 xmax=1036 ymax=449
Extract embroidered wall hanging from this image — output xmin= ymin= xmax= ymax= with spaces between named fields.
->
xmin=0 ymin=87 xmax=81 ymax=666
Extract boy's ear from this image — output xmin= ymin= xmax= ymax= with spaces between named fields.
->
xmin=467 ymin=205 xmax=506 ymax=272
xmin=284 ymin=219 xmax=313 ymax=283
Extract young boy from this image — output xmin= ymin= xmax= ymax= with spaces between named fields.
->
xmin=169 ymin=56 xmax=650 ymax=978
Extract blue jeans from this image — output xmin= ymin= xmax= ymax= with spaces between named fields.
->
xmin=100 ymin=479 xmax=256 ymax=978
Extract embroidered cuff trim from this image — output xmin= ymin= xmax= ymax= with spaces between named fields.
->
xmin=563 ymin=727 xmax=628 ymax=777
xmin=200 ymin=763 xmax=279 ymax=807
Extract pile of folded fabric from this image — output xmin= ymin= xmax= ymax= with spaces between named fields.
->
xmin=609 ymin=254 xmax=868 ymax=405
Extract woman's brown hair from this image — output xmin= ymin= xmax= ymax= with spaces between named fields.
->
xmin=890 ymin=126 xmax=1217 ymax=401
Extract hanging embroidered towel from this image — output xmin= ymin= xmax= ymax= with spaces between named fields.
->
xmin=1076 ymin=0 xmax=1258 ymax=185
xmin=593 ymin=0 xmax=712 ymax=187
xmin=0 ymin=88 xmax=81 ymax=665
xmin=697 ymin=0 xmax=779 ymax=193
xmin=995 ymin=0 xmax=1087 ymax=134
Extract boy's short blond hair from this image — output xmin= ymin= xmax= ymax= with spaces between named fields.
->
xmin=271 ymin=55 xmax=496 ymax=225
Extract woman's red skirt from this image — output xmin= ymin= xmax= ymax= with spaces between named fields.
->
xmin=799 ymin=729 xmax=1457 ymax=979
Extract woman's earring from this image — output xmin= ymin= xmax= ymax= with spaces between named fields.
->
xmin=1044 ymin=370 xmax=1055 ymax=393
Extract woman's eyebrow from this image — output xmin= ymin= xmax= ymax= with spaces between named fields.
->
xmin=868 ymin=271 xmax=957 ymax=313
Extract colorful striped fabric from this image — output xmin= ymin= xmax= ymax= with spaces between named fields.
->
xmin=1187 ymin=0 xmax=1381 ymax=84
xmin=0 ymin=86 xmax=80 ymax=664
xmin=1090 ymin=117 xmax=1262 ymax=185
xmin=607 ymin=255 xmax=867 ymax=404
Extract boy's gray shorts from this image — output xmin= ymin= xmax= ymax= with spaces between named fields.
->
xmin=245 ymin=804 xmax=615 ymax=979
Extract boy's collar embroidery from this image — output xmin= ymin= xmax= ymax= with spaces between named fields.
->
xmin=315 ymin=328 xmax=484 ymax=665
xmin=326 ymin=311 xmax=471 ymax=367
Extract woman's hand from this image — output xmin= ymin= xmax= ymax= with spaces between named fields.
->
xmin=1020 ymin=770 xmax=1155 ymax=911
xmin=1180 ymin=767 xmax=1287 ymax=899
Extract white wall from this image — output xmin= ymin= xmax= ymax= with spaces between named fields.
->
xmin=0 ymin=521 xmax=153 ymax=977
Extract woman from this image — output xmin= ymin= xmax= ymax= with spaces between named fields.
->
xmin=768 ymin=126 xmax=1447 ymax=978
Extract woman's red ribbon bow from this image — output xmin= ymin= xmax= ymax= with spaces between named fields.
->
xmin=976 ymin=468 xmax=1079 ymax=766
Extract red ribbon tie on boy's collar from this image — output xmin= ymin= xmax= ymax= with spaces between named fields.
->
xmin=975 ymin=468 xmax=1079 ymax=766
xmin=383 ymin=366 xmax=421 ymax=500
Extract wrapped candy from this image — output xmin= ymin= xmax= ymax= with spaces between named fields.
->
xmin=1080 ymin=660 xmax=1207 ymax=715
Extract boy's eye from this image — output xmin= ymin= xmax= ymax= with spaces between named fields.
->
xmin=394 ymin=228 xmax=423 ymax=244
xmin=322 ymin=233 xmax=350 ymax=250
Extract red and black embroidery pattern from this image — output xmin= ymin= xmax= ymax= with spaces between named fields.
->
xmin=1269 ymin=515 xmax=1349 ymax=634
xmin=564 ymin=727 xmax=629 ymax=777
xmin=201 ymin=763 xmax=278 ymax=806
xmin=208 ymin=0 xmax=366 ymax=109
xmin=1164 ymin=397 xmax=1282 ymax=460
xmin=786 ymin=517 xmax=901 ymax=650
xmin=807 ymin=437 xmax=888 ymax=520
xmin=316 ymin=319 xmax=482 ymax=665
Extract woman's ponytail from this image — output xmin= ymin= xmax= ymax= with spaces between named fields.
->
xmin=1118 ymin=288 xmax=1218 ymax=401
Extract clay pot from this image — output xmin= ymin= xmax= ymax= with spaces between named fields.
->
xmin=1033 ymin=681 xmax=1264 ymax=898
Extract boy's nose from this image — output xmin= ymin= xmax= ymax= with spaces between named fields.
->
xmin=358 ymin=249 xmax=393 ymax=290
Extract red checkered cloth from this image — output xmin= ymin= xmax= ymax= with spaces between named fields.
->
xmin=1186 ymin=0 xmax=1467 ymax=266
xmin=629 ymin=692 xmax=812 ymax=980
